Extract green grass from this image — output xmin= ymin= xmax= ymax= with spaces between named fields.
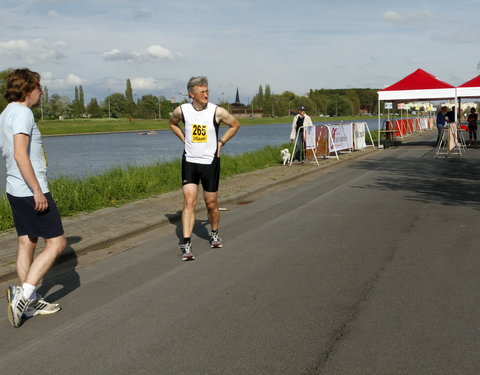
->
xmin=0 ymin=143 xmax=289 ymax=232
xmin=0 ymin=195 xmax=14 ymax=231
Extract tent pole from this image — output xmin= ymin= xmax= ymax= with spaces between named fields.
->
xmin=377 ymin=98 xmax=381 ymax=148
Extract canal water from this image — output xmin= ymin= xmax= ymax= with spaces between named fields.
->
xmin=0 ymin=119 xmax=379 ymax=191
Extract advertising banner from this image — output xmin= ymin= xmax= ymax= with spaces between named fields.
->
xmin=329 ymin=123 xmax=354 ymax=152
xmin=304 ymin=126 xmax=316 ymax=150
xmin=353 ymin=122 xmax=367 ymax=150
xmin=314 ymin=126 xmax=329 ymax=157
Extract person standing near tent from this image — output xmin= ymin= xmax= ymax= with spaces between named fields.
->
xmin=467 ymin=107 xmax=478 ymax=147
xmin=445 ymin=106 xmax=456 ymax=123
xmin=436 ymin=106 xmax=447 ymax=146
xmin=290 ymin=106 xmax=313 ymax=163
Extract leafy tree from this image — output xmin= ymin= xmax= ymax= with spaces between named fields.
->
xmin=160 ymin=96 xmax=177 ymax=119
xmin=264 ymin=84 xmax=273 ymax=116
xmin=0 ymin=69 xmax=13 ymax=112
xmin=42 ymin=94 xmax=72 ymax=119
xmin=326 ymin=95 xmax=353 ymax=116
xmin=135 ymin=94 xmax=158 ymax=119
xmin=86 ymin=98 xmax=102 ymax=118
xmin=253 ymin=85 xmax=264 ymax=110
xmin=72 ymin=86 xmax=80 ymax=117
xmin=79 ymin=85 xmax=85 ymax=114
xmin=43 ymin=86 xmax=49 ymax=103
xmin=345 ymin=90 xmax=360 ymax=115
xmin=103 ymin=93 xmax=127 ymax=118
xmin=125 ymin=79 xmax=135 ymax=116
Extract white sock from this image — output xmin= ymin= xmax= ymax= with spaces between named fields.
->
xmin=22 ymin=283 xmax=36 ymax=300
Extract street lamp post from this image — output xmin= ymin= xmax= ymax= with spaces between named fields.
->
xmin=40 ymin=88 xmax=44 ymax=122
xmin=107 ymin=88 xmax=111 ymax=119
xmin=158 ymin=96 xmax=162 ymax=120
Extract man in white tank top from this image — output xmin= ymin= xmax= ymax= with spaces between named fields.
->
xmin=170 ymin=76 xmax=240 ymax=260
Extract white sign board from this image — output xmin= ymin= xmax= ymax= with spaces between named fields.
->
xmin=329 ymin=123 xmax=354 ymax=152
xmin=354 ymin=122 xmax=367 ymax=150
xmin=304 ymin=126 xmax=316 ymax=150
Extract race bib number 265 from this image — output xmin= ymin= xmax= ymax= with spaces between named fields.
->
xmin=192 ymin=124 xmax=207 ymax=143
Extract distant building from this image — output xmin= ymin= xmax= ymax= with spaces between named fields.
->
xmin=226 ymin=88 xmax=262 ymax=119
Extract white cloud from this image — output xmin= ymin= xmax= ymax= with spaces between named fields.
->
xmin=66 ymin=73 xmax=82 ymax=85
xmin=0 ymin=39 xmax=66 ymax=63
xmin=41 ymin=72 xmax=83 ymax=89
xmin=48 ymin=10 xmax=60 ymax=17
xmin=146 ymin=45 xmax=173 ymax=59
xmin=103 ymin=44 xmax=176 ymax=63
xmin=131 ymin=77 xmax=157 ymax=90
xmin=0 ymin=39 xmax=32 ymax=53
xmin=383 ymin=10 xmax=437 ymax=24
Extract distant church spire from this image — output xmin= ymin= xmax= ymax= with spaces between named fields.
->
xmin=234 ymin=88 xmax=241 ymax=105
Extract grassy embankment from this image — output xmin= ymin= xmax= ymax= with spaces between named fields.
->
xmin=0 ymin=143 xmax=291 ymax=232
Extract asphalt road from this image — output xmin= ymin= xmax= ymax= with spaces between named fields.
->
xmin=1 ymin=137 xmax=479 ymax=374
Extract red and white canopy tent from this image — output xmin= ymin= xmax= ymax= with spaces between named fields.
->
xmin=457 ymin=75 xmax=480 ymax=99
xmin=377 ymin=68 xmax=457 ymax=147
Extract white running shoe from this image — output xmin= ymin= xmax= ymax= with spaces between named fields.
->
xmin=180 ymin=242 xmax=195 ymax=261
xmin=6 ymin=286 xmax=30 ymax=328
xmin=24 ymin=296 xmax=61 ymax=318
xmin=210 ymin=231 xmax=223 ymax=248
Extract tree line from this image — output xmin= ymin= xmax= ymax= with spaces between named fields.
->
xmin=251 ymin=85 xmax=378 ymax=117
xmin=1 ymin=68 xmax=380 ymax=120
xmin=0 ymin=70 xmax=178 ymax=121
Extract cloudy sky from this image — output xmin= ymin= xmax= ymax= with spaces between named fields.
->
xmin=1 ymin=0 xmax=479 ymax=103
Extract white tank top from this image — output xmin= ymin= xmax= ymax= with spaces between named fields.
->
xmin=181 ymin=102 xmax=219 ymax=164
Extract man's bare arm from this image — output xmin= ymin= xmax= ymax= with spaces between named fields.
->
xmin=216 ymin=107 xmax=240 ymax=142
xmin=169 ymin=106 xmax=185 ymax=142
xmin=13 ymin=133 xmax=48 ymax=212
xmin=215 ymin=107 xmax=240 ymax=156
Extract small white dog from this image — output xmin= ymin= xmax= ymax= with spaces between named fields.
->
xmin=280 ymin=148 xmax=291 ymax=165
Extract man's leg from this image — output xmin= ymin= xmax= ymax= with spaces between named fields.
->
xmin=182 ymin=183 xmax=198 ymax=239
xmin=294 ymin=136 xmax=301 ymax=161
xmin=204 ymin=191 xmax=220 ymax=231
xmin=7 ymin=235 xmax=65 ymax=327
xmin=23 ymin=235 xmax=66 ymax=287
xmin=436 ymin=126 xmax=442 ymax=146
xmin=204 ymin=190 xmax=223 ymax=248
xmin=180 ymin=184 xmax=198 ymax=260
xmin=16 ymin=235 xmax=38 ymax=284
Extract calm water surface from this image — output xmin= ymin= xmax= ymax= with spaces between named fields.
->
xmin=0 ymin=119 xmax=378 ymax=191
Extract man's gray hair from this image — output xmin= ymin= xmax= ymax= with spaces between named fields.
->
xmin=187 ymin=76 xmax=208 ymax=93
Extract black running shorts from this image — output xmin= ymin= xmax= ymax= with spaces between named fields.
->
xmin=181 ymin=156 xmax=220 ymax=193
xmin=7 ymin=192 xmax=64 ymax=239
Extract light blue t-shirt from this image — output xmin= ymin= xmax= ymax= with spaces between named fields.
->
xmin=0 ymin=102 xmax=49 ymax=197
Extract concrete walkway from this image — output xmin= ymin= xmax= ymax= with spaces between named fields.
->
xmin=0 ymin=144 xmax=381 ymax=282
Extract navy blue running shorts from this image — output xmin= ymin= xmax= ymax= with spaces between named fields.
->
xmin=7 ymin=192 xmax=64 ymax=239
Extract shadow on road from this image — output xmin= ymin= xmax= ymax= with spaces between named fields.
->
xmin=165 ymin=211 xmax=211 ymax=244
xmin=37 ymin=235 xmax=81 ymax=303
xmin=351 ymin=138 xmax=480 ymax=210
